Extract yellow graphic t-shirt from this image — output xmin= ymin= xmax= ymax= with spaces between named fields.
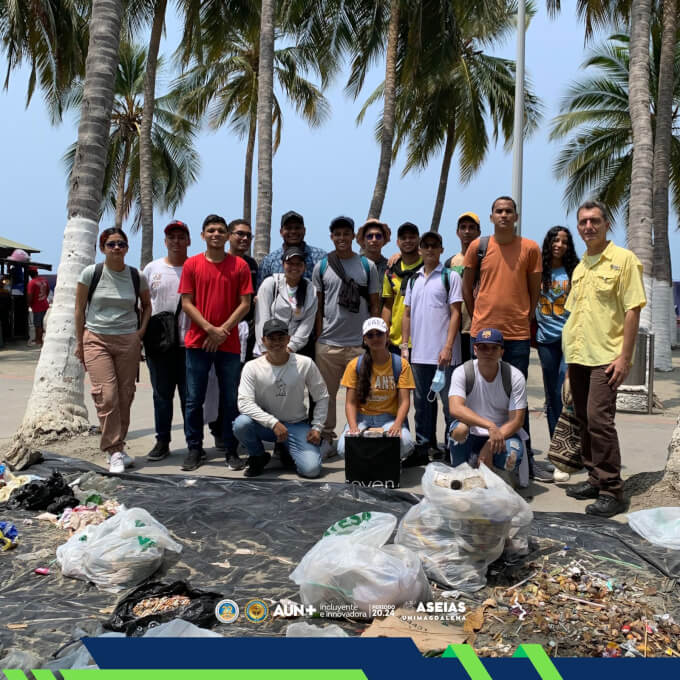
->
xmin=382 ymin=258 xmax=423 ymax=346
xmin=341 ymin=355 xmax=416 ymax=416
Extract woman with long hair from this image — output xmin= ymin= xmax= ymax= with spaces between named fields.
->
xmin=336 ymin=317 xmax=415 ymax=460
xmin=536 ymin=225 xmax=579 ymax=438
xmin=254 ymin=247 xmax=317 ymax=357
xmin=74 ymin=228 xmax=151 ymax=473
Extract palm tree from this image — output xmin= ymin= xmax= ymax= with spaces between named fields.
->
xmin=359 ymin=0 xmax=542 ymax=231
xmin=5 ymin=0 xmax=124 ymax=469
xmin=63 ymin=43 xmax=200 ymax=237
xmin=173 ymin=14 xmax=328 ymax=226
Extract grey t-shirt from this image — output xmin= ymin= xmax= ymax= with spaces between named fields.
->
xmin=312 ymin=254 xmax=379 ymax=347
xmin=79 ymin=264 xmax=148 ymax=335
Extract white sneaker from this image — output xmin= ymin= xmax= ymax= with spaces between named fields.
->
xmin=320 ymin=439 xmax=337 ymax=460
xmin=553 ymin=469 xmax=571 ymax=482
xmin=108 ymin=451 xmax=125 ymax=474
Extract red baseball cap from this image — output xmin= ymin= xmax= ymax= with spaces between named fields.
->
xmin=164 ymin=220 xmax=190 ymax=236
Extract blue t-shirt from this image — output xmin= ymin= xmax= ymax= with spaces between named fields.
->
xmin=536 ymin=267 xmax=570 ymax=343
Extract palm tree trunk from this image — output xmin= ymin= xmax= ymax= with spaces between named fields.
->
xmin=627 ymin=0 xmax=654 ymax=332
xmin=244 ymin=113 xmax=256 ymax=224
xmin=651 ymin=0 xmax=676 ymax=371
xmin=253 ymin=0 xmax=275 ymax=262
xmin=666 ymin=415 xmax=680 ymax=493
xmin=367 ymin=0 xmax=400 ymax=219
xmin=114 ymin=138 xmax=131 ymax=228
xmin=5 ymin=0 xmax=124 ymax=469
xmin=430 ymin=120 xmax=456 ymax=232
xmin=139 ymin=0 xmax=167 ymax=269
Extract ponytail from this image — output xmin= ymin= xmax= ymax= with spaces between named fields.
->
xmin=356 ymin=348 xmax=373 ymax=405
xmin=295 ymin=277 xmax=308 ymax=311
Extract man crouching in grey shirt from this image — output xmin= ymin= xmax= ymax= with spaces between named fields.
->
xmin=234 ymin=319 xmax=329 ymax=478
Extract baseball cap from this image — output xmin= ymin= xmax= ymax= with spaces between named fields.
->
xmin=28 ymin=266 xmax=38 ymax=274
xmin=164 ymin=220 xmax=190 ymax=236
xmin=281 ymin=210 xmax=304 ymax=227
xmin=473 ymin=328 xmax=504 ymax=346
xmin=357 ymin=219 xmax=391 ymax=247
xmin=329 ymin=215 xmax=355 ymax=231
xmin=362 ymin=317 xmax=388 ymax=336
xmin=397 ymin=221 xmax=419 ymax=237
xmin=262 ymin=319 xmax=289 ymax=337
xmin=281 ymin=246 xmax=305 ymax=262
xmin=419 ymin=230 xmax=443 ymax=246
xmin=457 ymin=211 xmax=480 ymax=226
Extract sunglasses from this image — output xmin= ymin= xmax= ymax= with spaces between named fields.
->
xmin=365 ymin=233 xmax=384 ymax=241
xmin=105 ymin=241 xmax=128 ymax=249
xmin=420 ymin=242 xmax=441 ymax=250
xmin=233 ymin=230 xmax=252 ymax=239
xmin=365 ymin=331 xmax=385 ymax=339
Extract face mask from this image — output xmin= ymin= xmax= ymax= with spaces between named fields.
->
xmin=427 ymin=369 xmax=447 ymax=402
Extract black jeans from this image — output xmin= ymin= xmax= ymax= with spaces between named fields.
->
xmin=146 ymin=347 xmax=187 ymax=443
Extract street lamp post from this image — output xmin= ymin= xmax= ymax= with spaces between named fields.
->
xmin=512 ymin=0 xmax=526 ymax=234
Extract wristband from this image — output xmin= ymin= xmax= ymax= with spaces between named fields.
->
xmin=399 ymin=343 xmax=409 ymax=350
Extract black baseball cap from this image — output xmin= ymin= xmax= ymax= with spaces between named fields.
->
xmin=281 ymin=210 xmax=304 ymax=227
xmin=262 ymin=319 xmax=289 ymax=337
xmin=329 ymin=215 xmax=355 ymax=231
xmin=419 ymin=230 xmax=443 ymax=246
xmin=281 ymin=246 xmax=305 ymax=262
xmin=397 ymin=221 xmax=419 ymax=237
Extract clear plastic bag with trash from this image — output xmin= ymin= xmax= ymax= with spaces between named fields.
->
xmin=395 ymin=462 xmax=532 ymax=592
xmin=56 ymin=507 xmax=181 ymax=592
xmin=627 ymin=507 xmax=680 ymax=551
xmin=286 ymin=622 xmax=349 ymax=637
xmin=289 ymin=511 xmax=432 ymax=616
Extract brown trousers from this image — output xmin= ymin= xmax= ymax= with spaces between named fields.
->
xmin=568 ymin=363 xmax=622 ymax=498
xmin=83 ymin=330 xmax=140 ymax=455
xmin=315 ymin=342 xmax=363 ymax=440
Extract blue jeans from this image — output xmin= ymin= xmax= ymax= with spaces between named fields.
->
xmin=336 ymin=413 xmax=414 ymax=460
xmin=449 ymin=420 xmax=524 ymax=471
xmin=537 ymin=339 xmax=566 ymax=438
xmin=411 ymin=363 xmax=453 ymax=450
xmin=146 ymin=347 xmax=186 ymax=443
xmin=184 ymin=349 xmax=240 ymax=452
xmin=232 ymin=415 xmax=322 ymax=478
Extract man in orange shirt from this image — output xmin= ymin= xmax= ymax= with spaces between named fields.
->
xmin=462 ymin=196 xmax=546 ymax=482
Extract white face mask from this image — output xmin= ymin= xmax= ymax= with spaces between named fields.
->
xmin=427 ymin=368 xmax=447 ymax=402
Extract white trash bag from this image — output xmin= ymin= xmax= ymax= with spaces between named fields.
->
xmin=290 ymin=511 xmax=431 ymax=616
xmin=286 ymin=622 xmax=349 ymax=637
xmin=56 ymin=507 xmax=181 ymax=591
xmin=396 ymin=462 xmax=531 ymax=592
xmin=627 ymin=507 xmax=680 ymax=551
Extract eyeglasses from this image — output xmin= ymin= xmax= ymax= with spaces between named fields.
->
xmin=233 ymin=230 xmax=252 ymax=239
xmin=365 ymin=331 xmax=385 ymax=339
xmin=105 ymin=241 xmax=128 ymax=249
xmin=365 ymin=233 xmax=384 ymax=241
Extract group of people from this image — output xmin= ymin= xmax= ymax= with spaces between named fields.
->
xmin=72 ymin=195 xmax=646 ymax=518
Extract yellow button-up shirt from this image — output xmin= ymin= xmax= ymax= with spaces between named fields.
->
xmin=563 ymin=241 xmax=646 ymax=366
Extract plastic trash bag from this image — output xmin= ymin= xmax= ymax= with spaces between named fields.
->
xmin=286 ymin=622 xmax=349 ymax=637
xmin=1 ymin=648 xmax=41 ymax=671
xmin=396 ymin=462 xmax=531 ymax=592
xmin=56 ymin=507 xmax=181 ymax=592
xmin=290 ymin=511 xmax=431 ymax=616
xmin=142 ymin=619 xmax=223 ymax=638
xmin=105 ymin=581 xmax=224 ymax=636
xmin=5 ymin=470 xmax=77 ymax=512
xmin=627 ymin=507 xmax=680 ymax=551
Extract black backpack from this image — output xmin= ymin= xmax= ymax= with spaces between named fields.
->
xmin=445 ymin=235 xmax=490 ymax=286
xmin=463 ymin=359 xmax=512 ymax=399
xmin=87 ymin=262 xmax=141 ymax=322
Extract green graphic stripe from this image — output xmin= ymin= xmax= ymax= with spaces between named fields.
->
xmin=447 ymin=644 xmax=493 ymax=680
xmin=2 ymin=671 xmax=29 ymax=680
xmin=514 ymin=644 xmax=563 ymax=680
xmin=54 ymin=671 xmax=367 ymax=680
xmin=31 ymin=670 xmax=58 ymax=680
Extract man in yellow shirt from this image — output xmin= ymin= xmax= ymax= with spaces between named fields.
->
xmin=562 ymin=200 xmax=646 ymax=517
xmin=381 ymin=222 xmax=423 ymax=355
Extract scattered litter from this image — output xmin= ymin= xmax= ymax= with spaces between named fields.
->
xmin=6 ymin=624 xmax=28 ymax=630
xmin=6 ymin=470 xmax=78 ymax=512
xmin=34 ymin=567 xmax=51 ymax=575
xmin=0 ymin=521 xmax=19 ymax=550
xmin=234 ymin=548 xmax=255 ymax=555
xmin=286 ymin=622 xmax=349 ymax=637
xmin=184 ymin=479 xmax=197 ymax=486
xmin=211 ymin=561 xmax=232 ymax=569
xmin=0 ymin=467 xmax=35 ymax=503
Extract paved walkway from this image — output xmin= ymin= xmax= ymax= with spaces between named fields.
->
xmin=1 ymin=343 xmax=679 ymax=516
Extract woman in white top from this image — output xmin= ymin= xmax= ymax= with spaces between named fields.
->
xmin=254 ymin=247 xmax=317 ymax=356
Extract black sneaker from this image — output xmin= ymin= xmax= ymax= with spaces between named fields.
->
xmin=181 ymin=447 xmax=205 ymax=471
xmin=275 ymin=442 xmax=295 ymax=469
xmin=403 ymin=448 xmax=431 ymax=468
xmin=244 ymin=452 xmax=271 ymax=478
xmin=586 ymin=495 xmax=626 ymax=517
xmin=565 ymin=480 xmax=599 ymax=499
xmin=147 ymin=440 xmax=170 ymax=461
xmin=530 ymin=459 xmax=555 ymax=483
xmin=225 ymin=451 xmax=245 ymax=471
xmin=429 ymin=446 xmax=445 ymax=462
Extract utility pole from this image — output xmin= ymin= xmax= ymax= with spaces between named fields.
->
xmin=512 ymin=0 xmax=526 ymax=234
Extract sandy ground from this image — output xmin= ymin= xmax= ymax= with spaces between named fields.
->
xmin=2 ymin=342 xmax=679 ymax=516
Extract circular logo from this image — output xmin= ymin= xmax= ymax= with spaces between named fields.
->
xmin=215 ymin=599 xmax=240 ymax=624
xmin=244 ymin=599 xmax=269 ymax=623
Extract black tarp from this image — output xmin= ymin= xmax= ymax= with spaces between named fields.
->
xmin=1 ymin=454 xmax=679 ymax=663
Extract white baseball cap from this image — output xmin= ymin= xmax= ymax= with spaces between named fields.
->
xmin=362 ymin=317 xmax=388 ymax=336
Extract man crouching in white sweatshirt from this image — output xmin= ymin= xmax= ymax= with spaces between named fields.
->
xmin=234 ymin=318 xmax=329 ymax=478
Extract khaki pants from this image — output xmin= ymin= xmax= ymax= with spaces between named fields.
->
xmin=83 ymin=330 xmax=140 ymax=455
xmin=315 ymin=342 xmax=363 ymax=440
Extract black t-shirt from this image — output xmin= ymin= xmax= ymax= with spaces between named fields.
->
xmin=239 ymin=253 xmax=258 ymax=322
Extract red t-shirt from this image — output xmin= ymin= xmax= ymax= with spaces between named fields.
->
xmin=27 ymin=277 xmax=50 ymax=312
xmin=178 ymin=253 xmax=254 ymax=353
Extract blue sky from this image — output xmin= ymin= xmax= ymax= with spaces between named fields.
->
xmin=1 ymin=5 xmax=679 ymax=275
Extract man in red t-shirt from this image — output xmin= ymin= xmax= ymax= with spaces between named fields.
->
xmin=179 ymin=214 xmax=253 ymax=472
xmin=27 ymin=267 xmax=50 ymax=345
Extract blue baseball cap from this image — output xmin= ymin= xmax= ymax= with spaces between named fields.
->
xmin=473 ymin=328 xmax=504 ymax=346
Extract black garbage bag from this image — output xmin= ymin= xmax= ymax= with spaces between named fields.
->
xmin=5 ymin=471 xmax=77 ymax=511
xmin=105 ymin=581 xmax=224 ymax=636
